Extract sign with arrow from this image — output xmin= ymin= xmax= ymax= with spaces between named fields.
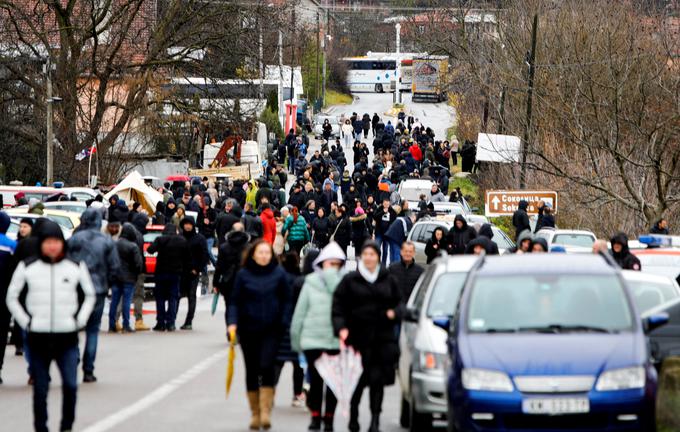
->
xmin=485 ymin=190 xmax=558 ymax=217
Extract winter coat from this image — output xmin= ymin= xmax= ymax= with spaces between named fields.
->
xmin=331 ymin=216 xmax=352 ymax=247
xmin=425 ymin=227 xmax=448 ymax=264
xmin=312 ymin=216 xmax=331 ymax=247
xmin=388 ymin=259 xmax=424 ymax=302
xmin=216 ymin=209 xmax=242 ymax=245
xmin=446 ymin=215 xmax=477 ymax=255
xmin=290 ymin=269 xmax=344 ymax=352
xmin=385 ymin=215 xmax=413 ymax=244
xmin=228 ymin=260 xmax=292 ymax=333
xmin=332 ymin=268 xmax=402 ymax=385
xmin=214 ymin=231 xmax=250 ymax=297
xmin=610 ymin=233 xmax=642 ymax=271
xmin=465 ymin=236 xmax=499 ymax=255
xmin=147 ymin=225 xmax=188 ymax=275
xmin=180 ymin=217 xmax=209 ymax=275
xmin=283 ymin=215 xmax=311 ymax=243
xmin=512 ymin=200 xmax=531 ymax=240
xmin=242 ymin=211 xmax=263 ymax=239
xmin=476 ymin=223 xmax=500 ymax=255
xmin=288 ymin=191 xmax=307 ymax=211
xmin=117 ymin=224 xmax=144 ymax=284
xmin=260 ymin=208 xmax=277 ymax=245
xmin=68 ymin=208 xmax=121 ymax=294
xmin=374 ymin=206 xmax=397 ymax=236
xmin=196 ymin=206 xmax=217 ymax=239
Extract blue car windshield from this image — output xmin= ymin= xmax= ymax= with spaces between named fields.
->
xmin=467 ymin=274 xmax=633 ymax=333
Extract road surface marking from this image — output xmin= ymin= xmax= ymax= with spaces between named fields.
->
xmin=81 ymin=350 xmax=226 ymax=432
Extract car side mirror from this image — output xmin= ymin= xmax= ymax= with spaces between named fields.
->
xmin=405 ymin=308 xmax=419 ymax=323
xmin=471 ymin=207 xmax=479 ymax=213
xmin=644 ymin=312 xmax=669 ymax=334
xmin=432 ymin=317 xmax=451 ymax=332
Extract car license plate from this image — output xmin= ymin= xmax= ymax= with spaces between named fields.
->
xmin=522 ymin=398 xmax=590 ymax=415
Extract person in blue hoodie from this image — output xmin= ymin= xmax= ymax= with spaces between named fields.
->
xmin=68 ymin=208 xmax=121 ymax=383
xmin=384 ymin=211 xmax=414 ymax=265
xmin=0 ymin=211 xmax=17 ymax=384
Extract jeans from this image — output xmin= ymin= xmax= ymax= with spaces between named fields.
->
xmin=155 ymin=273 xmax=180 ymax=328
xmin=375 ymin=234 xmax=390 ymax=266
xmin=388 ymin=239 xmax=402 ymax=265
xmin=206 ymin=237 xmax=217 ymax=266
xmin=83 ymin=294 xmax=105 ymax=374
xmin=240 ymin=331 xmax=278 ymax=391
xmin=180 ymin=274 xmax=199 ymax=326
xmin=305 ymin=349 xmax=339 ymax=416
xmin=29 ymin=335 xmax=79 ymax=432
xmin=109 ymin=282 xmax=134 ymax=330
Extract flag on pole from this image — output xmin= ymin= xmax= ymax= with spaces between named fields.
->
xmin=75 ymin=149 xmax=88 ymax=161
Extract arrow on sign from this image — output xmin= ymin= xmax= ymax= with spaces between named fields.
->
xmin=491 ymin=196 xmax=500 ymax=210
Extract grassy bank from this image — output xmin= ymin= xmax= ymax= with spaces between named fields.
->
xmin=324 ymin=90 xmax=353 ymax=108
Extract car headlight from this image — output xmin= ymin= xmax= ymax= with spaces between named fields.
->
xmin=462 ymin=368 xmax=514 ymax=392
xmin=418 ymin=351 xmax=447 ymax=372
xmin=595 ymin=366 xmax=645 ymax=391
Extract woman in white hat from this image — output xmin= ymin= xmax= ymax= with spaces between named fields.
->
xmin=290 ymin=242 xmax=347 ymax=431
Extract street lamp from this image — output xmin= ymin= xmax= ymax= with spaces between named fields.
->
xmin=44 ymin=58 xmax=61 ymax=186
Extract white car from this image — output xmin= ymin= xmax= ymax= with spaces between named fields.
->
xmin=407 ymin=219 xmax=515 ymax=264
xmin=534 ymin=228 xmax=597 ymax=253
xmin=398 ymin=179 xmax=437 ymax=209
xmin=622 ymin=270 xmax=680 ymax=314
xmin=313 ymin=115 xmax=340 ymax=140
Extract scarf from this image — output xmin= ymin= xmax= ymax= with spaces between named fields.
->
xmin=357 ymin=260 xmax=380 ymax=284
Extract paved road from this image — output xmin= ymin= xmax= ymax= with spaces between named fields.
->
xmin=0 ymin=297 xmax=413 ymax=432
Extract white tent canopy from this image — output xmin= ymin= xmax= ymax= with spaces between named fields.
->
xmin=476 ymin=133 xmax=521 ymax=163
xmin=104 ymin=171 xmax=163 ymax=214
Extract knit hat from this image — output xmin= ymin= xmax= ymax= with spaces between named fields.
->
xmin=360 ymin=240 xmax=381 ymax=257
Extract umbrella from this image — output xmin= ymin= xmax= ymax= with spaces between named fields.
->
xmin=166 ymin=174 xmax=190 ymax=182
xmin=314 ymin=345 xmax=364 ymax=418
xmin=211 ymin=291 xmax=220 ymax=316
xmin=226 ymin=328 xmax=237 ymax=397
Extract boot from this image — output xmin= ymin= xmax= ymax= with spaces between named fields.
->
xmin=368 ymin=415 xmax=380 ymax=432
xmin=259 ymin=386 xmax=275 ymax=430
xmin=247 ymin=391 xmax=260 ymax=430
xmin=323 ymin=414 xmax=334 ymax=431
xmin=308 ymin=414 xmax=321 ymax=431
xmin=135 ymin=320 xmax=150 ymax=331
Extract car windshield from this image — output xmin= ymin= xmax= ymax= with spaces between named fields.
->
xmin=491 ymin=227 xmax=514 ymax=250
xmin=552 ymin=234 xmax=595 ymax=248
xmin=427 ymin=273 xmax=468 ymax=317
xmin=627 ymin=279 xmax=680 ymax=314
xmin=399 ymin=185 xmax=432 ymax=201
xmin=467 ymin=274 xmax=633 ymax=333
xmin=144 ymin=232 xmax=163 ymax=243
xmin=45 ymin=215 xmax=73 ymax=230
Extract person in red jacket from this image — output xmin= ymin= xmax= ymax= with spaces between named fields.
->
xmin=408 ymin=140 xmax=423 ymax=162
xmin=260 ymin=204 xmax=277 ymax=245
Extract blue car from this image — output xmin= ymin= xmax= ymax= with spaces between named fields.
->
xmin=441 ymin=254 xmax=668 ymax=432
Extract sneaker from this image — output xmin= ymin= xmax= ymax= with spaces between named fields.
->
xmin=83 ymin=373 xmax=97 ymax=383
xmin=180 ymin=324 xmax=192 ymax=330
xmin=292 ymin=393 xmax=306 ymax=408
xmin=135 ymin=320 xmax=150 ymax=331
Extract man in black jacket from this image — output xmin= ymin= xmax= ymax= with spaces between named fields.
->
xmin=610 ymin=233 xmax=641 ymax=271
xmin=373 ymin=198 xmax=397 ymax=265
xmin=388 ymin=241 xmax=424 ymax=303
xmin=216 ymin=200 xmax=242 ymax=246
xmin=512 ymin=200 xmax=531 ymax=240
xmin=213 ymin=222 xmax=250 ymax=331
xmin=147 ymin=224 xmax=188 ymax=332
xmin=179 ymin=217 xmax=209 ymax=330
xmin=109 ymin=224 xmax=144 ymax=333
xmin=446 ymin=215 xmax=477 ymax=255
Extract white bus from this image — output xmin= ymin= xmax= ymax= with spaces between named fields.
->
xmin=343 ymin=52 xmax=421 ymax=93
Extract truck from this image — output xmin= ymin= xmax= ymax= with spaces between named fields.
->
xmin=411 ymin=55 xmax=449 ymax=102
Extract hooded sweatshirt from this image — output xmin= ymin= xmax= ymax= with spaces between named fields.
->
xmin=146 ymin=224 xmax=188 ymax=275
xmin=180 ymin=217 xmax=209 ymax=274
xmin=610 ymin=233 xmax=641 ymax=271
xmin=512 ymin=200 xmax=531 ymax=240
xmin=446 ymin=214 xmax=477 ymax=255
xmin=214 ymin=230 xmax=251 ymax=296
xmin=117 ymin=224 xmax=144 ymax=283
xmin=68 ymin=208 xmax=121 ymax=294
xmin=260 ymin=208 xmax=277 ymax=245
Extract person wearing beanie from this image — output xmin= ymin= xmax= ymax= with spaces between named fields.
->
xmin=332 ymin=240 xmax=402 ymax=432
xmin=178 ymin=217 xmax=209 ymax=330
xmin=291 ymin=242 xmax=346 ymax=431
xmin=7 ymin=219 xmax=95 ymax=431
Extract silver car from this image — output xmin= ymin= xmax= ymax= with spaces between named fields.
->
xmin=313 ymin=115 xmax=340 ymax=140
xmin=399 ymin=255 xmax=478 ymax=431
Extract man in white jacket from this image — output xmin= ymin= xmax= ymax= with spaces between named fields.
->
xmin=6 ymin=220 xmax=95 ymax=432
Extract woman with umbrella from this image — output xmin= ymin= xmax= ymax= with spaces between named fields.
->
xmin=228 ymin=240 xmax=292 ymax=430
xmin=291 ymin=242 xmax=347 ymax=431
xmin=332 ymin=241 xmax=402 ymax=432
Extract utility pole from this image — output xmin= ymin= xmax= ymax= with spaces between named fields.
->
xmin=278 ymin=29 xmax=284 ymax=128
xmin=45 ymin=58 xmax=54 ymax=186
xmin=520 ymin=13 xmax=538 ymax=190
xmin=316 ymin=11 xmax=320 ymax=106
xmin=258 ymin=20 xmax=264 ymax=100
xmin=289 ymin=8 xmax=296 ymax=103
xmin=322 ymin=9 xmax=329 ymax=107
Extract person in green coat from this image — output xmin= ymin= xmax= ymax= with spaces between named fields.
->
xmin=283 ymin=207 xmax=311 ymax=253
xmin=290 ymin=242 xmax=347 ymax=432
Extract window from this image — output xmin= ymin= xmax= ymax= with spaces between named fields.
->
xmin=411 ymin=267 xmax=435 ymax=310
xmin=427 ymin=272 xmax=468 ymax=317
xmin=627 ymin=279 xmax=680 ymax=313
xmin=552 ymin=234 xmax=595 ymax=248
xmin=467 ymin=274 xmax=633 ymax=332
xmin=491 ymin=227 xmax=514 ymax=249
xmin=420 ymin=223 xmax=440 ymax=243
xmin=410 ymin=224 xmax=424 ymax=243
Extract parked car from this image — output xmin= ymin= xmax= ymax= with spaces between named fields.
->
xmin=7 ymin=214 xmax=72 ymax=240
xmin=632 ymin=235 xmax=680 ymax=283
xmin=398 ymin=179 xmax=438 ymax=210
xmin=142 ymin=225 xmax=166 ymax=289
xmin=442 ymin=254 xmax=667 ymax=432
xmin=399 ymin=255 xmax=479 ymax=431
xmin=534 ymin=228 xmax=597 ymax=253
xmin=312 ymin=114 xmax=340 ymax=139
xmin=407 ymin=220 xmax=515 ymax=264
xmin=4 ymin=208 xmax=81 ymax=231
xmin=17 ymin=201 xmax=89 ymax=215
xmin=622 ymin=270 xmax=680 ymax=314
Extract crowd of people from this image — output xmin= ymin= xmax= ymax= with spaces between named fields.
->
xmin=0 ymin=107 xmax=672 ymax=432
